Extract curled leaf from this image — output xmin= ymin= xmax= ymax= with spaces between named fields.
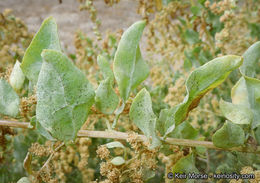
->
xmin=162 ymin=55 xmax=243 ymax=137
xmin=0 ymin=79 xmax=20 ymax=117
xmin=23 ymin=152 xmax=32 ymax=174
xmin=36 ymin=50 xmax=95 ymax=141
xmin=21 ymin=17 xmax=61 ymax=84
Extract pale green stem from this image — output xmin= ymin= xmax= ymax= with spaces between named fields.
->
xmin=112 ymin=102 xmax=125 ymax=129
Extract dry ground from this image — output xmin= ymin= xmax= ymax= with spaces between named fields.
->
xmin=0 ymin=0 xmax=141 ymax=52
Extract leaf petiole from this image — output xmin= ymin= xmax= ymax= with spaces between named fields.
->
xmin=112 ymin=102 xmax=125 ymax=129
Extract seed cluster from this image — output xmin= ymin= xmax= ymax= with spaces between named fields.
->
xmin=78 ymin=0 xmax=102 ymax=40
xmin=20 ymin=94 xmax=37 ymax=120
xmin=229 ymin=166 xmax=260 ymax=183
xmin=0 ymin=9 xmax=32 ymax=71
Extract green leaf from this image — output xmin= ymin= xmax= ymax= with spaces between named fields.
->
xmin=172 ymin=154 xmax=198 ymax=183
xmin=111 ymin=156 xmax=125 ymax=166
xmin=131 ymin=46 xmax=149 ymax=90
xmin=212 ymin=121 xmax=245 ymax=148
xmin=105 ymin=141 xmax=125 ymax=149
xmin=240 ymin=41 xmax=260 ymax=78
xmin=231 ymin=77 xmax=250 ymax=107
xmin=17 ymin=177 xmax=31 ymax=183
xmin=169 ymin=121 xmax=199 ymax=139
xmin=97 ymin=55 xmax=114 ymax=82
xmin=29 ymin=116 xmax=36 ymax=129
xmin=23 ymin=152 xmax=32 ymax=174
xmin=191 ymin=6 xmax=202 ymax=16
xmin=249 ymin=23 xmax=260 ymax=40
xmin=0 ymin=79 xmax=20 ymax=117
xmin=130 ymin=88 xmax=161 ymax=149
xmin=36 ymin=49 xmax=95 ymax=141
xmin=21 ymin=17 xmax=61 ymax=84
xmin=157 ymin=108 xmax=176 ymax=136
xmin=164 ymin=55 xmax=243 ymax=137
xmin=243 ymin=76 xmax=260 ymax=128
xmin=238 ymin=42 xmax=260 ymax=129
xmin=36 ymin=120 xmax=55 ymax=141
xmin=113 ymin=20 xmax=146 ymax=102
xmin=184 ymin=58 xmax=192 ymax=70
xmin=184 ymin=29 xmax=200 ymax=45
xmin=95 ymin=78 xmax=119 ymax=115
xmin=232 ymin=77 xmax=260 ymax=128
xmin=30 ymin=116 xmax=55 ymax=141
xmin=219 ymin=99 xmax=253 ymax=125
xmin=9 ymin=61 xmax=25 ymax=91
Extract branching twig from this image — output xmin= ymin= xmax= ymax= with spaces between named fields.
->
xmin=39 ymin=142 xmax=64 ymax=173
xmin=1 ymin=120 xmax=260 ymax=154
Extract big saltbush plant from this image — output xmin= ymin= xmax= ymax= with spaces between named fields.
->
xmin=1 ymin=17 xmax=260 ymax=183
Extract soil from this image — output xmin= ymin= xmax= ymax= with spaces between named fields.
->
xmin=0 ymin=0 xmax=141 ymax=52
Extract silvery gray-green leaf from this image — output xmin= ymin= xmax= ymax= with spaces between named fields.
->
xmin=130 ymin=88 xmax=161 ymax=149
xmin=219 ymin=99 xmax=253 ymax=125
xmin=111 ymin=156 xmax=125 ymax=166
xmin=0 ymin=79 xmax=20 ymax=117
xmin=131 ymin=46 xmax=149 ymax=90
xmin=239 ymin=42 xmax=260 ymax=129
xmin=163 ymin=55 xmax=243 ymax=137
xmin=21 ymin=17 xmax=61 ymax=84
xmin=36 ymin=120 xmax=55 ymax=141
xmin=9 ymin=60 xmax=25 ymax=91
xmin=97 ymin=55 xmax=114 ymax=82
xmin=212 ymin=121 xmax=245 ymax=148
xmin=95 ymin=78 xmax=119 ymax=115
xmin=243 ymin=76 xmax=260 ymax=128
xmin=157 ymin=107 xmax=177 ymax=136
xmin=30 ymin=116 xmax=55 ymax=141
xmin=240 ymin=41 xmax=260 ymax=78
xmin=106 ymin=141 xmax=125 ymax=149
xmin=113 ymin=20 xmax=146 ymax=102
xmin=36 ymin=49 xmax=95 ymax=141
xmin=231 ymin=77 xmax=250 ymax=107
xmin=231 ymin=77 xmax=260 ymax=128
